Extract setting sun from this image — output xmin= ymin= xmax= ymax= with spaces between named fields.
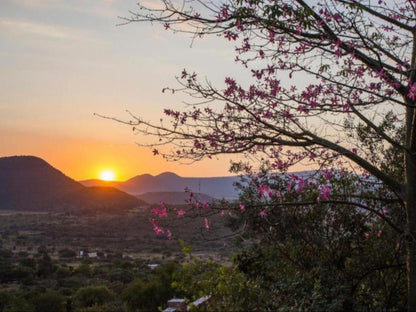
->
xmin=99 ymin=169 xmax=116 ymax=181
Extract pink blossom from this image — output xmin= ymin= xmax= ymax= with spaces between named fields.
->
xmin=167 ymin=229 xmax=172 ymax=240
xmin=296 ymin=178 xmax=307 ymax=193
xmin=258 ymin=184 xmax=269 ymax=195
xmin=204 ymin=218 xmax=210 ymax=229
xmin=408 ymin=82 xmax=416 ymax=100
xmin=334 ymin=48 xmax=342 ymax=58
xmin=319 ymin=184 xmax=331 ymax=199
xmin=152 ymin=206 xmax=168 ymax=218
xmin=259 ymin=208 xmax=268 ymax=218
xmin=151 ymin=219 xmax=165 ymax=235
xmin=324 ymin=170 xmax=333 ymax=180
xmin=343 ymin=103 xmax=351 ymax=112
xmin=235 ymin=20 xmax=244 ymax=31
xmin=181 ymin=69 xmax=187 ymax=79
xmin=239 ymin=204 xmax=246 ymax=212
xmin=188 ymin=192 xmax=194 ymax=201
xmin=177 ymin=209 xmax=186 ymax=218
xmin=333 ymin=13 xmax=341 ymax=22
xmin=224 ymin=31 xmax=238 ymax=41
xmin=153 ymin=226 xmax=164 ymax=235
xmin=203 ymin=202 xmax=210 ymax=209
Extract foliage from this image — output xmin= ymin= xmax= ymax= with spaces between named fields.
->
xmin=58 ymin=248 xmax=77 ymax=259
xmin=228 ymin=171 xmax=407 ymax=311
xmin=0 ymin=291 xmax=14 ymax=312
xmin=73 ymin=286 xmax=114 ymax=309
xmin=31 ymin=292 xmax=66 ymax=312
xmin=122 ymin=261 xmax=181 ymax=312
xmin=167 ymin=171 xmax=406 ymax=311
xmin=0 ymin=239 xmax=207 ymax=312
xmin=75 ymin=303 xmax=125 ymax=312
xmin=172 ymin=257 xmax=266 ymax=311
xmin=37 ymin=252 xmax=56 ymax=277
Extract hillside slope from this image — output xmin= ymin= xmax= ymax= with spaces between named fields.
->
xmin=0 ymin=156 xmax=141 ymax=211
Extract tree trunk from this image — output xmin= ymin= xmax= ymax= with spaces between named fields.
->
xmin=406 ymin=172 xmax=416 ymax=312
xmin=408 ymin=243 xmax=416 ymax=312
xmin=406 ymin=104 xmax=416 ymax=312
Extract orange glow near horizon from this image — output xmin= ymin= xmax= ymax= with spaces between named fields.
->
xmin=0 ymin=128 xmax=241 ymax=181
xmin=99 ymin=169 xmax=116 ymax=181
xmin=0 ymin=128 xmax=316 ymax=181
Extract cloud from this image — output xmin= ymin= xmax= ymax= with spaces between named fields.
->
xmin=0 ymin=18 xmax=91 ymax=41
xmin=6 ymin=0 xmax=46 ymax=9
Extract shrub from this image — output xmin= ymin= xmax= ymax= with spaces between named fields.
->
xmin=74 ymin=286 xmax=114 ymax=309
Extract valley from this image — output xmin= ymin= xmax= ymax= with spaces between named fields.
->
xmin=0 ymin=208 xmax=236 ymax=262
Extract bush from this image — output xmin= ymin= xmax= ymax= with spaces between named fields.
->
xmin=13 ymin=265 xmax=35 ymax=285
xmin=58 ymin=248 xmax=77 ymax=259
xmin=74 ymin=302 xmax=125 ymax=312
xmin=74 ymin=286 xmax=114 ymax=309
xmin=109 ymin=268 xmax=134 ymax=284
xmin=32 ymin=292 xmax=65 ymax=312
xmin=74 ymin=264 xmax=91 ymax=277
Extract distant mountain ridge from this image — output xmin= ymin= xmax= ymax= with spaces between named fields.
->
xmin=0 ymin=156 xmax=142 ymax=211
xmin=81 ymin=172 xmax=241 ymax=199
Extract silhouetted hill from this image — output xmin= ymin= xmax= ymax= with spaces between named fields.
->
xmin=0 ymin=156 xmax=140 ymax=211
xmin=81 ymin=172 xmax=241 ymax=199
xmin=136 ymin=191 xmax=215 ymax=205
xmin=61 ymin=186 xmax=148 ymax=212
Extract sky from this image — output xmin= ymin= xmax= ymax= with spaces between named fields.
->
xmin=0 ymin=0 xmax=245 ymax=181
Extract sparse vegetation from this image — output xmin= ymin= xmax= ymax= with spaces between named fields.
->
xmin=0 ymin=207 xmax=236 ymax=311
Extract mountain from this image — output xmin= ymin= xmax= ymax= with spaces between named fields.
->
xmin=0 ymin=156 xmax=142 ymax=211
xmin=81 ymin=172 xmax=241 ymax=199
xmin=60 ymin=186 xmax=147 ymax=211
xmin=136 ymin=191 xmax=216 ymax=205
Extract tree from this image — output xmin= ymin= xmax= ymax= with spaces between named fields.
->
xmin=228 ymin=171 xmax=407 ymax=311
xmin=37 ymin=252 xmax=55 ymax=278
xmin=58 ymin=248 xmax=77 ymax=259
xmin=119 ymin=1 xmax=416 ymax=310
xmin=32 ymin=292 xmax=65 ymax=312
xmin=165 ymin=171 xmax=406 ymax=311
xmin=122 ymin=261 xmax=181 ymax=312
xmin=171 ymin=251 xmax=269 ymax=311
xmin=73 ymin=286 xmax=114 ymax=309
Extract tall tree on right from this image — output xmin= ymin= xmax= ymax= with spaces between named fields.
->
xmin=122 ymin=1 xmax=416 ymax=309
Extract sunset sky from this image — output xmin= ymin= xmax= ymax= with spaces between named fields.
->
xmin=0 ymin=0 xmax=246 ymax=181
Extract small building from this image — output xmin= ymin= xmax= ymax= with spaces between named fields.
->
xmin=163 ymin=298 xmax=187 ymax=312
xmin=87 ymin=252 xmax=97 ymax=258
xmin=162 ymin=296 xmax=211 ymax=312
xmin=147 ymin=264 xmax=159 ymax=270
